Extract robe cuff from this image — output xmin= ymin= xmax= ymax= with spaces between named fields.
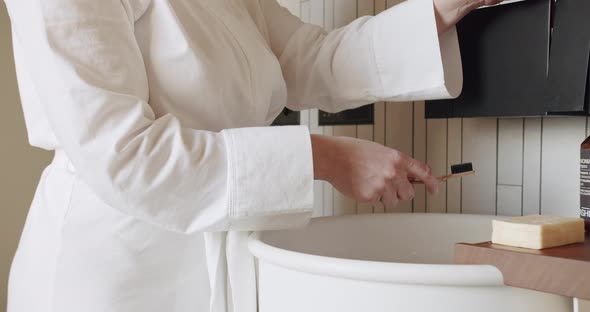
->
xmin=371 ymin=0 xmax=463 ymax=101
xmin=221 ymin=125 xmax=314 ymax=231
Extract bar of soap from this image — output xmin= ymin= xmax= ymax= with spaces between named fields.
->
xmin=492 ymin=215 xmax=585 ymax=249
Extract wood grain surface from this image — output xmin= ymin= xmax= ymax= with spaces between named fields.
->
xmin=455 ymin=233 xmax=590 ymax=300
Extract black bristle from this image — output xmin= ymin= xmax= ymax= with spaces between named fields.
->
xmin=451 ymin=163 xmax=473 ymax=174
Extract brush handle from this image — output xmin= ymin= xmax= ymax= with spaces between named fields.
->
xmin=410 ymin=171 xmax=475 ymax=184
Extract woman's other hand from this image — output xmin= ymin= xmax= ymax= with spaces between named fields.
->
xmin=433 ymin=0 xmax=504 ymax=34
xmin=311 ymin=135 xmax=439 ymax=210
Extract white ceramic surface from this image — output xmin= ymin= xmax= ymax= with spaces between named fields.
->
xmin=249 ymin=213 xmax=572 ymax=312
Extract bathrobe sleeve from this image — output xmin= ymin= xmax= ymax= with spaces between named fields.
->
xmin=260 ymin=0 xmax=463 ymax=113
xmin=5 ymin=0 xmax=313 ymax=233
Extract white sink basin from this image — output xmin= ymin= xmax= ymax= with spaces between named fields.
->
xmin=249 ymin=213 xmax=572 ymax=312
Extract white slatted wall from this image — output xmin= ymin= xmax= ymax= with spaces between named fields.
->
xmin=279 ymin=0 xmax=586 ymax=218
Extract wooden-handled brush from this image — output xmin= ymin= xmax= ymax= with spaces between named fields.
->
xmin=410 ymin=162 xmax=475 ymax=184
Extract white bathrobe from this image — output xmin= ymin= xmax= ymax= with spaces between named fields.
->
xmin=4 ymin=0 xmax=462 ymax=311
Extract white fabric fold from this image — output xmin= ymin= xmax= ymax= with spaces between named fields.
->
xmin=204 ymin=231 xmax=257 ymax=312
xmin=226 ymin=232 xmax=257 ymax=312
xmin=371 ymin=0 xmax=463 ymax=101
xmin=204 ymin=232 xmax=229 ymax=312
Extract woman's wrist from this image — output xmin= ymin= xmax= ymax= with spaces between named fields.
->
xmin=432 ymin=0 xmax=503 ymax=35
xmin=310 ymin=134 xmax=335 ymax=182
xmin=433 ymin=0 xmax=468 ymax=35
xmin=432 ymin=0 xmax=497 ymax=35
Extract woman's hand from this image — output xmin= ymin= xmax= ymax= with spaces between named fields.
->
xmin=311 ymin=135 xmax=439 ymax=210
xmin=433 ymin=0 xmax=504 ymax=35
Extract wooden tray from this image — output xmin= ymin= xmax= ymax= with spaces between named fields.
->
xmin=454 ymin=233 xmax=590 ymax=300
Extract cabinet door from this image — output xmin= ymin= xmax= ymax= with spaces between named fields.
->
xmin=426 ymin=0 xmax=551 ymax=118
xmin=545 ymin=0 xmax=590 ymax=115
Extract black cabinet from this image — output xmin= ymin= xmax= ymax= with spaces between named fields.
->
xmin=425 ymin=0 xmax=590 ymax=118
xmin=545 ymin=0 xmax=590 ymax=115
xmin=319 ymin=104 xmax=374 ymax=126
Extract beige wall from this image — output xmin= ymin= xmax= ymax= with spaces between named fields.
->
xmin=0 ymin=3 xmax=52 ymax=309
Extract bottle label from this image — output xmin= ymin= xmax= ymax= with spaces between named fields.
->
xmin=581 ymin=149 xmax=590 ymax=221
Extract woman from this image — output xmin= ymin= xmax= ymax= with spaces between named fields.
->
xmin=5 ymin=0 xmax=500 ymax=311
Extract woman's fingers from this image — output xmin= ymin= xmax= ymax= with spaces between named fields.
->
xmin=397 ymin=180 xmax=416 ymax=201
xmin=383 ymin=177 xmax=414 ymax=208
xmin=404 ymin=157 xmax=439 ymax=194
xmin=381 ymin=185 xmax=399 ymax=211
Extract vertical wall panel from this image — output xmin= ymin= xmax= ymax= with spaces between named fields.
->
xmin=324 ymin=0 xmax=334 ymax=31
xmin=300 ymin=0 xmax=311 ymax=22
xmin=497 ymin=185 xmax=523 ymax=216
xmin=375 ymin=0 xmax=387 ymax=12
xmin=522 ymin=118 xmax=542 ymax=216
xmin=334 ymin=0 xmax=356 ymax=24
xmin=497 ymin=119 xmax=524 ymax=186
xmin=373 ymin=104 xmax=386 ymax=147
xmin=309 ymin=0 xmax=324 ymax=26
xmin=574 ymin=298 xmax=590 ymax=312
xmin=462 ymin=118 xmax=498 ymax=215
xmin=426 ymin=119 xmax=447 ymax=213
xmin=496 ymin=118 xmax=524 ymax=216
xmin=413 ymin=102 xmax=427 ymax=213
xmin=447 ymin=118 xmax=462 ymax=214
xmin=357 ymin=0 xmax=373 ymax=16
xmin=541 ymin=117 xmax=586 ymax=217
xmin=299 ymin=110 xmax=310 ymax=128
